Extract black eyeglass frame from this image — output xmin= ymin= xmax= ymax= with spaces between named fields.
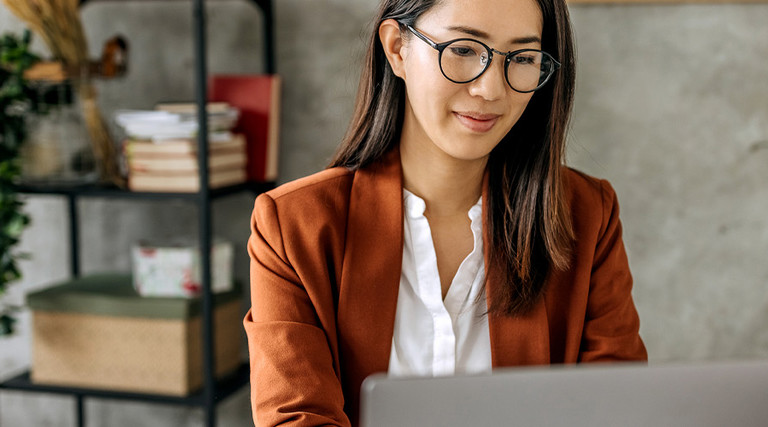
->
xmin=401 ymin=23 xmax=561 ymax=94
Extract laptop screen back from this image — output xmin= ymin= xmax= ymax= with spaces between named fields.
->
xmin=360 ymin=360 xmax=768 ymax=427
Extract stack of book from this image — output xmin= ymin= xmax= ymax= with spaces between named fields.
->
xmin=116 ymin=103 xmax=247 ymax=192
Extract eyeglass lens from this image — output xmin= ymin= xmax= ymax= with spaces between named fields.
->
xmin=440 ymin=40 xmax=554 ymax=92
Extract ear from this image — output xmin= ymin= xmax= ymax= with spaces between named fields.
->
xmin=378 ymin=19 xmax=407 ymax=79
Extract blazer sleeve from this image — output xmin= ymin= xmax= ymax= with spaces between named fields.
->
xmin=579 ymin=180 xmax=648 ymax=362
xmin=244 ymin=193 xmax=351 ymax=427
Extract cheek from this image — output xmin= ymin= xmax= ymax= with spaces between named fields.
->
xmin=403 ymin=47 xmax=455 ymax=101
xmin=404 ymin=64 xmax=455 ymax=121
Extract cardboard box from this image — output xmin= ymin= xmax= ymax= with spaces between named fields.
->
xmin=132 ymin=240 xmax=233 ymax=297
xmin=28 ymin=273 xmax=241 ymax=396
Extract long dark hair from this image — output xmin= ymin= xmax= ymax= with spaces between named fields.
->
xmin=330 ymin=0 xmax=576 ymax=316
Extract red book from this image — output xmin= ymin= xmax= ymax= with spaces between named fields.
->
xmin=209 ymin=75 xmax=281 ymax=182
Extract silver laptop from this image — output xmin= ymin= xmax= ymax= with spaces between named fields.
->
xmin=360 ymin=360 xmax=768 ymax=427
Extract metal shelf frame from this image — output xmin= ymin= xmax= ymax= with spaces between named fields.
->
xmin=1 ymin=364 xmax=250 ymax=407
xmin=0 ymin=0 xmax=274 ymax=426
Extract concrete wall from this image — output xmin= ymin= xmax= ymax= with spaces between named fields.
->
xmin=568 ymin=4 xmax=768 ymax=361
xmin=2 ymin=1 xmax=767 ymax=425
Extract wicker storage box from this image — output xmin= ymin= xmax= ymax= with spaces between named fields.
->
xmin=27 ymin=273 xmax=242 ymax=396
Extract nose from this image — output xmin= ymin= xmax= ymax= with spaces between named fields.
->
xmin=467 ymin=53 xmax=507 ymax=101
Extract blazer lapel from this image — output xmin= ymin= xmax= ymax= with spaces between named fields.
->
xmin=487 ymin=297 xmax=551 ymax=367
xmin=482 ymin=183 xmax=552 ymax=367
xmin=338 ymin=148 xmax=403 ymax=387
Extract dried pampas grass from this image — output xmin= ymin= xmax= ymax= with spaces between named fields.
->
xmin=3 ymin=0 xmax=124 ymax=187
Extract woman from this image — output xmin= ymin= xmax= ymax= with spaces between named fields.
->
xmin=245 ymin=0 xmax=647 ymax=425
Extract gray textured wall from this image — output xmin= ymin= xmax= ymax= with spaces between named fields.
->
xmin=2 ymin=1 xmax=767 ymax=425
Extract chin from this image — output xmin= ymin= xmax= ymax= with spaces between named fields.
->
xmin=437 ymin=134 xmax=503 ymax=162
xmin=439 ymin=143 xmax=497 ymax=163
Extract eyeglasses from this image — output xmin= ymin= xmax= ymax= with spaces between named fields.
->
xmin=401 ymin=23 xmax=560 ymax=93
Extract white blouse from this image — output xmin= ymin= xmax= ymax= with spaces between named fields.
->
xmin=388 ymin=189 xmax=492 ymax=377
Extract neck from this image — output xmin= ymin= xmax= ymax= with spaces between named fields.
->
xmin=400 ymin=138 xmax=486 ymax=218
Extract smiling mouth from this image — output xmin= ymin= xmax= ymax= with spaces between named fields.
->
xmin=454 ymin=112 xmax=500 ymax=133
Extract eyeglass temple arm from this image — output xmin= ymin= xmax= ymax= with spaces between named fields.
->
xmin=402 ymin=23 xmax=440 ymax=50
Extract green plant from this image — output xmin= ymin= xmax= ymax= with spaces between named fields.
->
xmin=0 ymin=30 xmax=38 ymax=335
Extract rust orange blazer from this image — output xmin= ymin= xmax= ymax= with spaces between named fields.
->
xmin=244 ymin=149 xmax=647 ymax=427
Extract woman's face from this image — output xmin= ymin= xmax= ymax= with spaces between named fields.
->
xmin=397 ymin=0 xmax=544 ymax=163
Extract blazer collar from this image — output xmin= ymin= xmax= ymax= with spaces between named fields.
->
xmin=338 ymin=147 xmax=404 ymax=376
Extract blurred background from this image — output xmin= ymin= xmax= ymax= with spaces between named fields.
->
xmin=1 ymin=0 xmax=767 ymax=425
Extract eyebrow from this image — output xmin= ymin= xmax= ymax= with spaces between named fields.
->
xmin=445 ymin=25 xmax=541 ymax=45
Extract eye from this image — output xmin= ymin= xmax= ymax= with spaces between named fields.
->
xmin=511 ymin=54 xmax=537 ymax=65
xmin=447 ymin=43 xmax=481 ymax=57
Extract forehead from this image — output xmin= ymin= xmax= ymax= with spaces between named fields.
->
xmin=418 ymin=0 xmax=543 ymax=43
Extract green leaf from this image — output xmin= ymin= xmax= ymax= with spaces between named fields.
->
xmin=0 ymin=313 xmax=15 ymax=335
xmin=4 ymin=212 xmax=28 ymax=238
xmin=0 ymin=30 xmax=36 ymax=330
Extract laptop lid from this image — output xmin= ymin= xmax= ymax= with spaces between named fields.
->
xmin=360 ymin=360 xmax=768 ymax=427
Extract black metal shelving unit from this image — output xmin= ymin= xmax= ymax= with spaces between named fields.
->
xmin=0 ymin=1 xmax=275 ymax=426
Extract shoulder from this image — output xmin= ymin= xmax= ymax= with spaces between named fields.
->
xmin=252 ymin=167 xmax=356 ymax=240
xmin=257 ymin=167 xmax=354 ymax=213
xmin=563 ymin=167 xmax=615 ymax=203
xmin=266 ymin=166 xmax=354 ymax=202
xmin=562 ymin=167 xmax=620 ymax=237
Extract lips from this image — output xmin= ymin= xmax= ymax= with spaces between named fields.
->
xmin=453 ymin=111 xmax=501 ymax=133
